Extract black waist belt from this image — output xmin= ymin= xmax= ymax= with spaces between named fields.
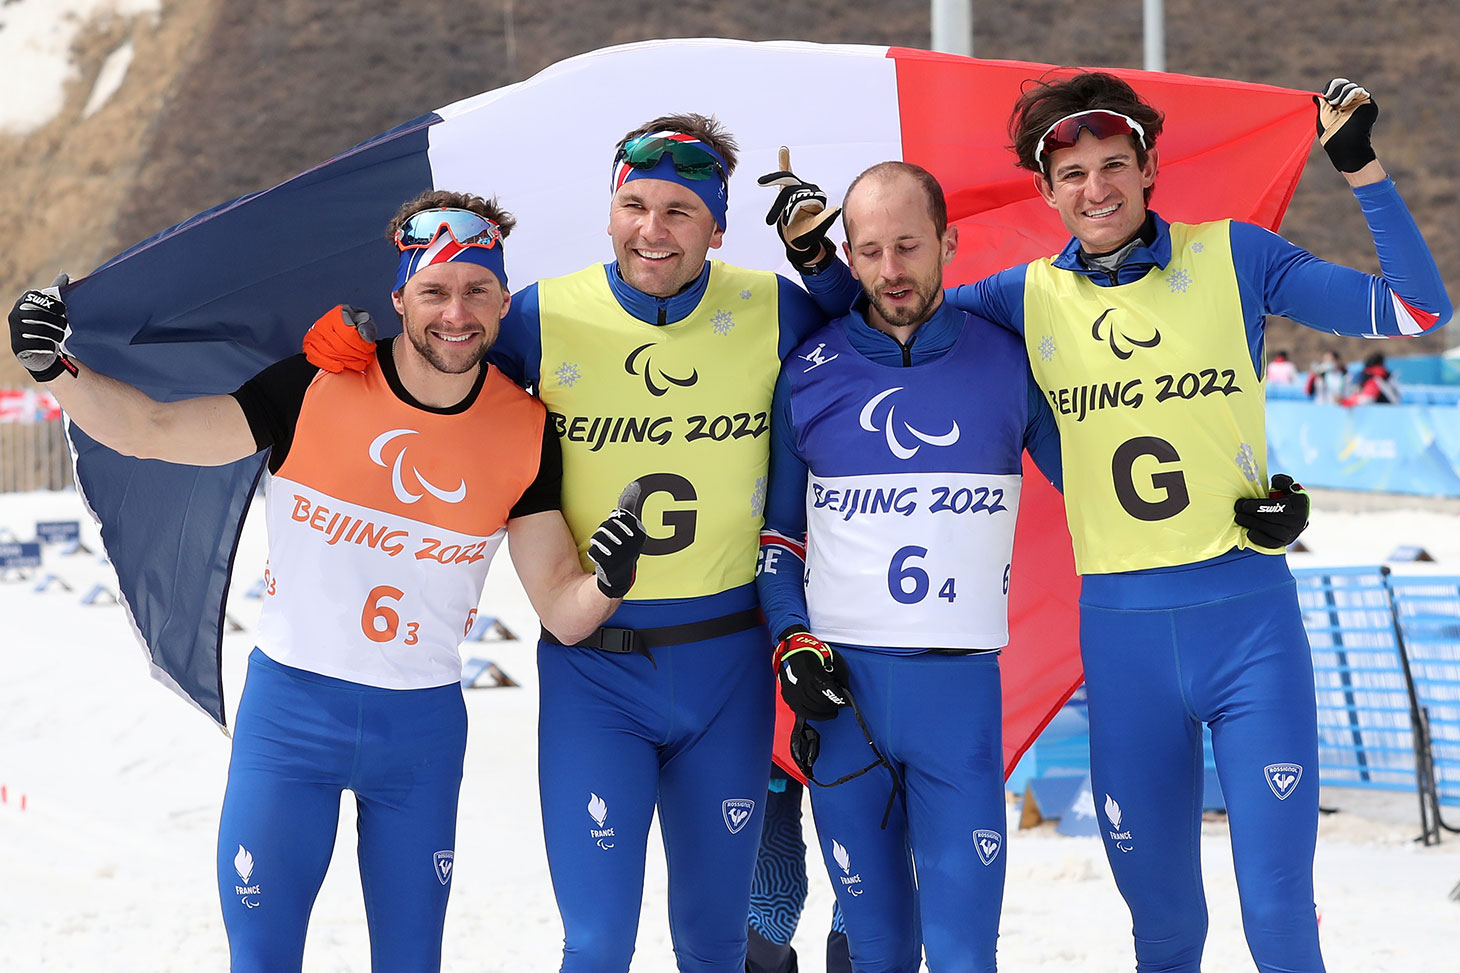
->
xmin=542 ymin=607 xmax=763 ymax=654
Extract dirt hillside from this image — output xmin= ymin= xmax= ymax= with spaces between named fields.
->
xmin=1 ymin=0 xmax=1455 ymax=386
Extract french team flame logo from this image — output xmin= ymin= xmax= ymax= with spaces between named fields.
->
xmin=234 ymin=845 xmax=254 ymax=883
xmin=1104 ymin=794 xmax=1123 ymax=829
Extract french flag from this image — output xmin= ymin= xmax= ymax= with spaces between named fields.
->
xmin=59 ymin=39 xmax=1318 ymax=757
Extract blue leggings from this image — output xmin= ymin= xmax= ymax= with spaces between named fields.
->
xmin=1081 ymin=579 xmax=1324 ymax=973
xmin=806 ymin=649 xmax=1005 ymax=973
xmin=217 ymin=649 xmax=466 ymax=973
xmin=537 ymin=627 xmax=774 ymax=972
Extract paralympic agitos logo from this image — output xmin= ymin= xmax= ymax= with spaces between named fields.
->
xmin=625 ymin=342 xmax=698 ymax=396
xmin=1091 ymin=307 xmax=1160 ymax=360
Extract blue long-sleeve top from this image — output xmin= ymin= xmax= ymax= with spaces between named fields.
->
xmin=755 ymin=296 xmax=1063 ymax=640
xmin=799 ymin=177 xmax=1452 ymax=604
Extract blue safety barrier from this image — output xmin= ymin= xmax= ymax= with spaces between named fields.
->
xmin=1382 ymin=354 xmax=1460 ymax=388
xmin=1293 ymin=567 xmax=1420 ymax=793
xmin=1266 ymin=383 xmax=1460 ymax=406
xmin=1386 ymin=576 xmax=1460 ymax=809
xmin=1267 ymin=400 xmax=1460 ymax=497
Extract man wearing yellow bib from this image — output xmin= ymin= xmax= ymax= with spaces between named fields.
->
xmin=304 ymin=116 xmax=831 ymax=971
xmin=798 ymin=75 xmax=1451 ymax=972
xmin=483 ymin=115 xmax=828 ymax=972
xmin=979 ymin=76 xmax=1451 ymax=973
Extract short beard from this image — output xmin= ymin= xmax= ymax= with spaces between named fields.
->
xmin=866 ymin=279 xmax=941 ymax=329
xmin=402 ymin=313 xmax=490 ymax=375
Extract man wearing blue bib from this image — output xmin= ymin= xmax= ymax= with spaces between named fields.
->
xmin=794 ymin=76 xmax=1451 ymax=972
xmin=757 ymin=162 xmax=1061 ymax=972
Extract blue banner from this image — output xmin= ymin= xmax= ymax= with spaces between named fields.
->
xmin=0 ymin=542 xmax=42 ymax=569
xmin=1267 ymin=400 xmax=1460 ymax=496
xmin=35 ymin=520 xmax=80 ymax=545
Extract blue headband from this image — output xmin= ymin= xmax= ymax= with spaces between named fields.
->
xmin=613 ymin=142 xmax=730 ymax=230
xmin=393 ymin=234 xmax=509 ymax=293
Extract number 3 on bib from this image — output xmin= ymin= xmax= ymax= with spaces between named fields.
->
xmin=887 ymin=546 xmax=957 ymax=605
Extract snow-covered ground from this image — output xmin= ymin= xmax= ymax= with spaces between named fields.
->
xmin=1 ymin=485 xmax=1458 ymax=972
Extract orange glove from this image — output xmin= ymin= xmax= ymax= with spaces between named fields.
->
xmin=303 ymin=304 xmax=378 ymax=373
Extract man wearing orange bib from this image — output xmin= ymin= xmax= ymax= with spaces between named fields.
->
xmin=8 ymin=191 xmax=645 ymax=972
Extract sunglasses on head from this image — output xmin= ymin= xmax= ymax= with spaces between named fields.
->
xmin=394 ymin=208 xmax=503 ymax=251
xmin=613 ymin=133 xmax=727 ymax=185
xmin=1035 ymin=109 xmax=1148 ymax=175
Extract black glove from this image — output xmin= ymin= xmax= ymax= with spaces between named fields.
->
xmin=757 ymin=146 xmax=840 ymax=274
xmin=1315 ymin=78 xmax=1378 ymax=174
xmin=1235 ymin=473 xmax=1310 ymax=549
xmin=789 ymin=714 xmax=821 ymax=781
xmin=9 ymin=274 xmax=77 ymax=382
xmin=586 ymin=482 xmax=647 ymax=598
xmin=776 ymin=629 xmax=849 ymax=721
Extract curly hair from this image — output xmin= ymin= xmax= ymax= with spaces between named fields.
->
xmin=1008 ymin=71 xmax=1165 ymax=179
xmin=385 ymin=190 xmax=517 ymax=244
xmin=616 ymin=112 xmax=740 ymax=176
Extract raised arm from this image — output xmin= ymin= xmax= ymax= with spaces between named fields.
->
xmin=9 ymin=283 xmax=258 ymax=466
xmin=1247 ymin=79 xmax=1453 ymax=338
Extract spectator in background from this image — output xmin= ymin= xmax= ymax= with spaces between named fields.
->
xmin=1266 ymin=349 xmax=1298 ymax=385
xmin=1343 ymin=351 xmax=1401 ymax=404
xmin=1306 ymin=350 xmax=1348 ymax=403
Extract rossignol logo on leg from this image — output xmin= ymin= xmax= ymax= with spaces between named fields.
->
xmin=973 ymin=829 xmax=1002 ymax=866
xmin=233 ymin=845 xmax=262 ymax=908
xmin=721 ymin=798 xmax=755 ymax=835
xmin=588 ymin=792 xmax=615 ymax=849
xmin=1264 ymin=763 xmax=1303 ymax=800
xmin=831 ymin=839 xmax=865 ymax=896
xmin=1104 ymin=794 xmax=1135 ymax=853
xmin=433 ymin=850 xmax=454 ymax=886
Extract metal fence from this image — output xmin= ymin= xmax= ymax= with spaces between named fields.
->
xmin=1293 ymin=566 xmax=1460 ymax=844
xmin=1297 ymin=568 xmax=1420 ymax=792
xmin=0 ymin=420 xmax=73 ymax=493
xmin=1388 ymin=576 xmax=1460 ymax=810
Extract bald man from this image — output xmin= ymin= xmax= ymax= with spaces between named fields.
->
xmin=754 ymin=162 xmax=1060 ymax=972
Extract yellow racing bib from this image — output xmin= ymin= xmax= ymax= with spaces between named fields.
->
xmin=1024 ymin=221 xmax=1278 ymax=574
xmin=536 ymin=261 xmax=782 ymax=599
